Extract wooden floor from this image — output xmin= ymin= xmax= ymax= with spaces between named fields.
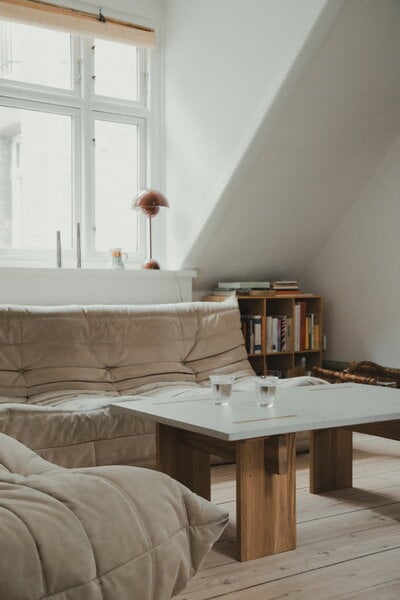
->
xmin=176 ymin=433 xmax=400 ymax=600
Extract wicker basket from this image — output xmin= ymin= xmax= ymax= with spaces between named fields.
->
xmin=313 ymin=361 xmax=400 ymax=388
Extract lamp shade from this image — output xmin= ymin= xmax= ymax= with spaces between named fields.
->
xmin=132 ymin=189 xmax=169 ymax=217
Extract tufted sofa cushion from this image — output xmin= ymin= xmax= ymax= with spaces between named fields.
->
xmin=0 ymin=299 xmax=252 ymax=402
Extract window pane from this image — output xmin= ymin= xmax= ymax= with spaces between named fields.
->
xmin=0 ymin=20 xmax=71 ymax=89
xmin=94 ymin=119 xmax=139 ymax=252
xmin=94 ymin=39 xmax=138 ymax=101
xmin=0 ymin=107 xmax=72 ymax=249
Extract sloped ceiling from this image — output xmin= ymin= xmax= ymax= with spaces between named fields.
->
xmin=181 ymin=0 xmax=400 ymax=291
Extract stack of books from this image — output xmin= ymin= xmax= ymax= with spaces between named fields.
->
xmin=211 ymin=281 xmax=276 ymax=297
xmin=271 ymin=281 xmax=300 ymax=293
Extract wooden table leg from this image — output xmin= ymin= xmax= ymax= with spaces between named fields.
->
xmin=236 ymin=433 xmax=296 ymax=561
xmin=310 ymin=428 xmax=353 ymax=494
xmin=156 ymin=423 xmax=211 ymax=500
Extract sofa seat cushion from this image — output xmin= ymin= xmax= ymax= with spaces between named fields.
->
xmin=0 ymin=395 xmax=156 ymax=468
xmin=0 ymin=433 xmax=228 ymax=600
xmin=0 ymin=383 xmax=208 ymax=468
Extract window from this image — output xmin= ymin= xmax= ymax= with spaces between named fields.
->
xmin=0 ymin=21 xmax=72 ymax=89
xmin=0 ymin=105 xmax=72 ymax=249
xmin=0 ymin=15 xmax=153 ymax=266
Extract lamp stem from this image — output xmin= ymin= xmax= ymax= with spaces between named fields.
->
xmin=149 ymin=216 xmax=153 ymax=260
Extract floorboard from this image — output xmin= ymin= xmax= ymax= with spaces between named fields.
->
xmin=176 ymin=434 xmax=400 ymax=600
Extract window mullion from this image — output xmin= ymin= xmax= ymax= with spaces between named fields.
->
xmin=72 ymin=104 xmax=81 ymax=254
xmin=81 ymin=37 xmax=96 ymax=257
xmin=71 ymin=35 xmax=82 ymax=94
xmin=138 ymin=47 xmax=147 ymax=107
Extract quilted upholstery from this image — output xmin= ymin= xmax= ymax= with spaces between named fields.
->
xmin=0 ymin=300 xmax=250 ymax=399
xmin=0 ymin=433 xmax=229 ymax=600
xmin=0 ymin=299 xmax=254 ymax=467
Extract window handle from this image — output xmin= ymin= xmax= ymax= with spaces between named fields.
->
xmin=76 ymin=59 xmax=82 ymax=85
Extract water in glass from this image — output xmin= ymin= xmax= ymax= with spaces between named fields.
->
xmin=255 ymin=376 xmax=280 ymax=407
xmin=209 ymin=375 xmax=234 ymax=405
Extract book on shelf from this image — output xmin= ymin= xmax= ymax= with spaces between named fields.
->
xmin=249 ymin=289 xmax=276 ymax=296
xmin=275 ymin=290 xmax=314 ymax=296
xmin=294 ymin=301 xmax=320 ymax=351
xmin=209 ymin=288 xmax=276 ymax=297
xmin=266 ymin=315 xmax=292 ymax=353
xmin=294 ymin=303 xmax=300 ymax=351
xmin=306 ymin=314 xmax=320 ymax=351
xmin=299 ymin=302 xmax=307 ymax=351
xmin=271 ymin=280 xmax=299 ymax=290
xmin=218 ymin=281 xmax=271 ymax=290
xmin=241 ymin=315 xmax=262 ymax=354
xmin=209 ymin=289 xmax=248 ymax=297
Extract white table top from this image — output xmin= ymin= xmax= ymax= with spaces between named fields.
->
xmin=110 ymin=384 xmax=400 ymax=441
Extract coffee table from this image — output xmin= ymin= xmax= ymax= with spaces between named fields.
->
xmin=110 ymin=383 xmax=400 ymax=561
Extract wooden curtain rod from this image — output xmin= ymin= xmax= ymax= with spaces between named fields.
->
xmin=1 ymin=0 xmax=155 ymax=33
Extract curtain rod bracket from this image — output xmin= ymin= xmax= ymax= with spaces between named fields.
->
xmin=98 ymin=7 xmax=106 ymax=23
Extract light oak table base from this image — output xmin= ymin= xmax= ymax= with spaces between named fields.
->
xmin=310 ymin=420 xmax=400 ymax=494
xmin=157 ymin=420 xmax=400 ymax=561
xmin=157 ymin=424 xmax=296 ymax=561
xmin=310 ymin=428 xmax=353 ymax=493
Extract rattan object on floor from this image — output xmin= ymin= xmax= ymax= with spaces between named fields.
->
xmin=313 ymin=361 xmax=400 ymax=388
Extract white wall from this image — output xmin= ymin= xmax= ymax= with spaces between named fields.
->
xmin=164 ymin=0 xmax=400 ymax=301
xmin=301 ymin=137 xmax=400 ymax=367
xmin=164 ymin=0 xmax=329 ymax=266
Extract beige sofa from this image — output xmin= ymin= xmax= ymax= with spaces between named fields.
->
xmin=0 ymin=432 xmax=228 ymax=599
xmin=0 ymin=299 xmax=253 ymax=468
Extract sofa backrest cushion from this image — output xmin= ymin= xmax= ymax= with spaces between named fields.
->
xmin=184 ymin=300 xmax=253 ymax=383
xmin=0 ymin=299 xmax=253 ymax=401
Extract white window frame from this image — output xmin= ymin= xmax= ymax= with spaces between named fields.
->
xmin=0 ymin=28 xmax=155 ymax=268
xmin=87 ymin=111 xmax=147 ymax=260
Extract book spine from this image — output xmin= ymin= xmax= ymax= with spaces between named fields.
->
xmin=287 ymin=317 xmax=292 ymax=351
xmin=305 ymin=315 xmax=309 ymax=350
xmin=273 ymin=317 xmax=277 ymax=352
xmin=253 ymin=316 xmax=262 ymax=354
xmin=310 ymin=313 xmax=314 ymax=349
xmin=266 ymin=316 xmax=272 ymax=353
xmin=294 ymin=303 xmax=300 ymax=351
xmin=281 ymin=316 xmax=287 ymax=352
xmin=277 ymin=318 xmax=280 ymax=352
xmin=313 ymin=323 xmax=319 ymax=350
xmin=246 ymin=317 xmax=252 ymax=354
xmin=299 ymin=302 xmax=307 ymax=351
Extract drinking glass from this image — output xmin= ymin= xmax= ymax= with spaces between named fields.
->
xmin=209 ymin=374 xmax=235 ymax=405
xmin=254 ymin=371 xmax=281 ymax=407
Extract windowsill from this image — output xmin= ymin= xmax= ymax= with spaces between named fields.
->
xmin=0 ymin=267 xmax=197 ymax=305
xmin=0 ymin=266 xmax=197 ymax=278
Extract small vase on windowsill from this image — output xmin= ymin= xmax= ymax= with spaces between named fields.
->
xmin=108 ymin=248 xmax=128 ymax=269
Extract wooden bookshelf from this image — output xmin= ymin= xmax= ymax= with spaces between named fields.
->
xmin=204 ymin=294 xmax=323 ymax=377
